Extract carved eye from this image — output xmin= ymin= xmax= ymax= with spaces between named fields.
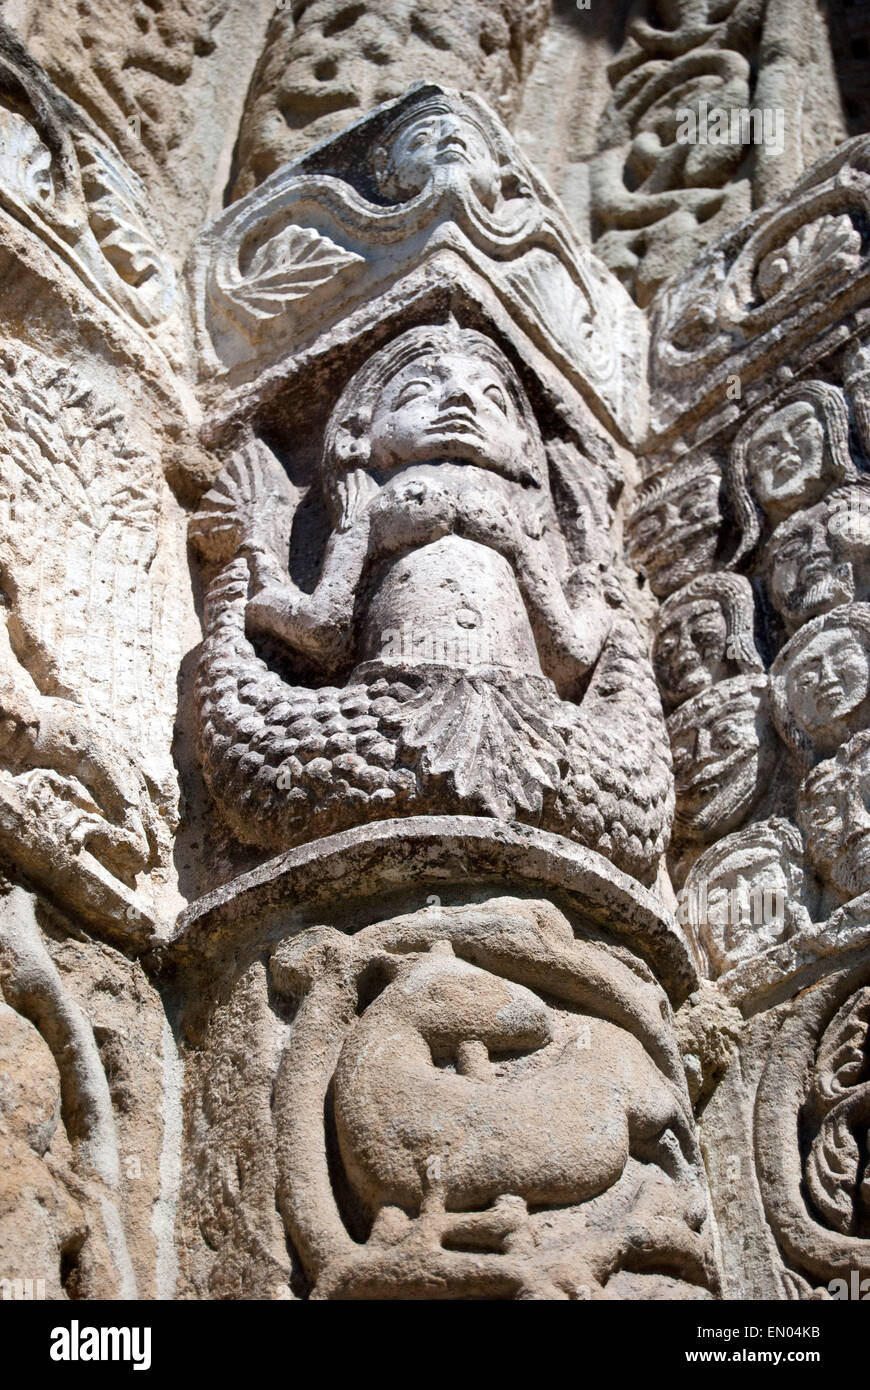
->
xmin=484 ymin=383 xmax=507 ymax=413
xmin=692 ymin=618 xmax=721 ymax=645
xmin=393 ymin=380 xmax=430 ymax=409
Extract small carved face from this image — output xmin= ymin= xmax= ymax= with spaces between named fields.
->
xmin=668 ymin=678 xmax=774 ymax=839
xmin=367 ymin=349 xmax=536 ymax=486
xmin=746 ymin=399 xmax=827 ymax=524
xmin=629 ymin=471 xmax=721 ymax=598
xmin=374 ymin=111 xmax=500 ymax=206
xmin=653 ymin=598 xmax=729 ymax=705
xmin=764 ymin=510 xmax=853 ymax=632
xmin=700 ymin=846 xmax=790 ymax=972
xmin=783 ymin=628 xmax=870 ymax=749
xmin=799 ymin=736 xmax=870 ymax=900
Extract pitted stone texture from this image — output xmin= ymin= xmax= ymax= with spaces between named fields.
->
xmin=725 ymin=382 xmax=856 ymax=568
xmin=0 ymin=885 xmax=169 ymax=1300
xmin=678 ymin=818 xmax=814 ymax=979
xmin=667 ymin=674 xmax=777 ymax=845
xmin=627 ymin=455 xmax=724 ymax=600
xmin=798 ymin=731 xmax=870 ymax=906
xmin=193 ymin=84 xmax=648 ymax=444
xmin=770 ymin=605 xmax=870 ymax=768
xmin=589 ymin=0 xmax=845 ymax=306
xmin=0 ymin=342 xmax=187 ymax=941
xmin=230 ymin=0 xmax=550 ymax=199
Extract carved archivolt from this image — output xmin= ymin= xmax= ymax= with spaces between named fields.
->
xmin=755 ymin=966 xmax=870 ymax=1292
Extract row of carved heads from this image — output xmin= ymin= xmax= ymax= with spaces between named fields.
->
xmin=631 ymin=374 xmax=870 ymax=975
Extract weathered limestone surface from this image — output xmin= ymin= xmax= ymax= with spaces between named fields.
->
xmin=0 ymin=0 xmax=869 ymax=1302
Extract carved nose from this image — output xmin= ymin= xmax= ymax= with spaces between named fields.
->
xmin=438 ymin=116 xmax=467 ymax=145
xmin=440 ymin=382 xmax=475 ymax=411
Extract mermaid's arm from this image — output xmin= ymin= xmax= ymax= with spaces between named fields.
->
xmin=244 ymin=469 xmax=377 ymax=670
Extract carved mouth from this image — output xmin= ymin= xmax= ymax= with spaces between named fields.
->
xmin=426 ymin=415 xmax=485 ymax=437
xmin=815 ymin=682 xmax=845 ymax=703
xmin=771 ymin=458 xmax=802 ymax=485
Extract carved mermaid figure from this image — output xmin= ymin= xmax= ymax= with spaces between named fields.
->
xmin=191 ymin=323 xmax=672 ymax=883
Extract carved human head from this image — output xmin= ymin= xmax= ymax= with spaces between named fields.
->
xmin=798 ymin=731 xmax=870 ymax=902
xmin=761 ymin=487 xmax=866 ymax=635
xmin=727 ymin=382 xmax=854 ymax=564
xmin=667 ymin=674 xmax=776 ymax=841
xmin=322 ymin=323 xmax=546 ymax=522
xmin=653 ymin=573 xmax=761 ymax=708
xmin=771 ymin=605 xmax=870 ymax=766
xmin=680 ymin=818 xmax=812 ymax=977
xmin=371 ymin=95 xmax=503 ymax=208
xmin=628 ymin=455 xmax=722 ymax=599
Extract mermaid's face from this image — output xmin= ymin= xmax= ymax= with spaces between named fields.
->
xmin=366 ymin=349 xmax=539 ymax=487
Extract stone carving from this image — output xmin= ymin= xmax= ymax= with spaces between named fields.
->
xmin=269 ymin=896 xmax=718 ymax=1300
xmin=679 ymin=818 xmax=813 ymax=978
xmin=649 ymin=137 xmax=870 ymax=435
xmin=804 ymin=985 xmax=870 ymax=1239
xmin=761 ymin=483 xmax=870 ymax=637
xmin=771 ymin=606 xmax=870 ymax=767
xmin=194 ymin=85 xmax=646 ymax=442
xmin=755 ymin=966 xmax=870 ymax=1289
xmin=668 ymin=674 xmax=776 ymax=843
xmin=798 ymin=731 xmax=870 ymax=904
xmin=0 ymin=344 xmax=177 ymax=938
xmin=627 ymin=454 xmax=723 ymax=599
xmin=191 ymin=323 xmax=671 ymax=885
xmin=653 ymin=573 xmax=761 ymax=709
xmin=0 ymin=21 xmax=178 ymax=338
xmin=725 ymin=382 xmax=855 ymax=565
xmin=844 ymin=337 xmax=870 ymax=464
xmin=1 ymin=0 xmax=869 ymax=1309
xmin=0 ymin=885 xmax=136 ymax=1298
xmin=590 ymin=6 xmax=754 ymax=308
xmin=588 ymin=0 xmax=845 ymax=306
xmin=231 ymin=0 xmax=550 ymax=199
xmin=20 ymin=0 xmax=232 ymax=183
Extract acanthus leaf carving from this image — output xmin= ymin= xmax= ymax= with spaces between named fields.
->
xmin=230 ymin=224 xmax=365 ymax=323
